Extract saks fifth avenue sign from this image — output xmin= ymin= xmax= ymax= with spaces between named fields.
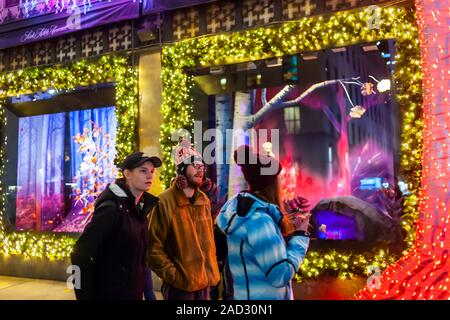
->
xmin=21 ymin=25 xmax=59 ymax=42
xmin=20 ymin=6 xmax=81 ymax=43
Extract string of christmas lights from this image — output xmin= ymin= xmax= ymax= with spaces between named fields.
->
xmin=20 ymin=0 xmax=143 ymax=17
xmin=0 ymin=5 xmax=425 ymax=280
xmin=21 ymin=0 xmax=109 ymax=17
xmin=0 ymin=55 xmax=138 ymax=260
xmin=159 ymin=5 xmax=423 ymax=280
xmin=355 ymin=0 xmax=450 ymax=300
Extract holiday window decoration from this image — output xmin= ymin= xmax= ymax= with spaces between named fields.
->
xmin=158 ymin=6 xmax=423 ymax=280
xmin=0 ymin=55 xmax=138 ymax=260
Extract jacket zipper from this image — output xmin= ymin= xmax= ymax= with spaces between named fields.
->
xmin=240 ymin=240 xmax=250 ymax=300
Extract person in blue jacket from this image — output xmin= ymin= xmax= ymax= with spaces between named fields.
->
xmin=216 ymin=145 xmax=310 ymax=300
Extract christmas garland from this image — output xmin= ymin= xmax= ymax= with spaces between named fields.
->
xmin=0 ymin=55 xmax=138 ymax=260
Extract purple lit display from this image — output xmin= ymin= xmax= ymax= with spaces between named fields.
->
xmin=16 ymin=112 xmax=66 ymax=231
xmin=15 ymin=106 xmax=118 ymax=233
xmin=316 ymin=210 xmax=359 ymax=240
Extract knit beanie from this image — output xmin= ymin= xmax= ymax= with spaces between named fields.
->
xmin=233 ymin=144 xmax=282 ymax=191
xmin=173 ymin=138 xmax=203 ymax=174
xmin=173 ymin=138 xmax=204 ymax=189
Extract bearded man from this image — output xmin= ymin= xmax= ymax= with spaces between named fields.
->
xmin=146 ymin=139 xmax=220 ymax=300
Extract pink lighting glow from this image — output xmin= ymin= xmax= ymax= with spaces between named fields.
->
xmin=355 ymin=0 xmax=450 ymax=300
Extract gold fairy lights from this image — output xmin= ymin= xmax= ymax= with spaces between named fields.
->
xmin=0 ymin=55 xmax=138 ymax=260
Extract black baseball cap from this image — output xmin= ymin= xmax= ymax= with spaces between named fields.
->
xmin=121 ymin=151 xmax=162 ymax=171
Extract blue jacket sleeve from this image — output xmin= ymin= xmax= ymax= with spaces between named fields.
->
xmin=247 ymin=212 xmax=310 ymax=288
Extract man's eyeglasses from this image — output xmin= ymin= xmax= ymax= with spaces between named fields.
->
xmin=193 ymin=163 xmax=205 ymax=171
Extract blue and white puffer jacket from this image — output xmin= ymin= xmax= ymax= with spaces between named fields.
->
xmin=216 ymin=191 xmax=310 ymax=300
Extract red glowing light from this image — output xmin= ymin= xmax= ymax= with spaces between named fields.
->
xmin=354 ymin=0 xmax=450 ymax=300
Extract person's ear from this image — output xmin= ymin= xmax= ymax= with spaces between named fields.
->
xmin=123 ymin=169 xmax=132 ymax=179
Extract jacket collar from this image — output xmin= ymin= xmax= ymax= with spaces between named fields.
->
xmin=109 ymin=181 xmax=159 ymax=214
xmin=171 ymin=185 xmax=208 ymax=207
xmin=239 ymin=190 xmax=283 ymax=224
xmin=109 ymin=183 xmax=128 ymax=198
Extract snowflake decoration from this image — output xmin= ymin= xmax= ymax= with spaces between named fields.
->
xmin=349 ymin=105 xmax=367 ymax=118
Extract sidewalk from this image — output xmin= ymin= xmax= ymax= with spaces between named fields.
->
xmin=0 ymin=275 xmax=75 ymax=300
xmin=0 ymin=275 xmax=163 ymax=300
xmin=0 ymin=275 xmax=365 ymax=300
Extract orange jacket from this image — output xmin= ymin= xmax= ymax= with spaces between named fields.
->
xmin=147 ymin=185 xmax=220 ymax=292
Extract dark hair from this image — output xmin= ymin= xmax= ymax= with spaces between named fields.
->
xmin=176 ymin=163 xmax=187 ymax=176
xmin=255 ymin=177 xmax=294 ymax=237
xmin=115 ymin=177 xmax=126 ymax=184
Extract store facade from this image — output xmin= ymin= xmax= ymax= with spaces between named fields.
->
xmin=0 ymin=0 xmax=449 ymax=299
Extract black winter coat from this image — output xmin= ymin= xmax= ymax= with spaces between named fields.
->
xmin=71 ymin=180 xmax=158 ymax=300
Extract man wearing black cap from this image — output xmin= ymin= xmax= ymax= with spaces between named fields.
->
xmin=71 ymin=151 xmax=162 ymax=300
